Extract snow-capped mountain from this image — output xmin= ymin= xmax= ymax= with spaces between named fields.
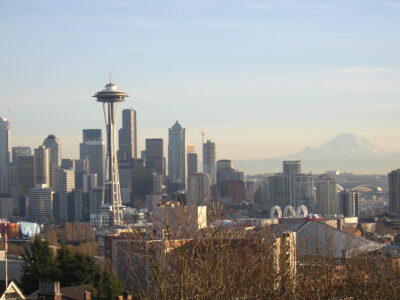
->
xmin=235 ymin=133 xmax=400 ymax=174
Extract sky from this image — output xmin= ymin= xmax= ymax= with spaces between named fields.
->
xmin=1 ymin=0 xmax=400 ymax=161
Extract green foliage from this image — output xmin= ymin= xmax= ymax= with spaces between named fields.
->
xmin=20 ymin=238 xmax=57 ymax=294
xmin=20 ymin=238 xmax=123 ymax=299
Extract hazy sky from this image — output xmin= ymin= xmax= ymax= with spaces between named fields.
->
xmin=1 ymin=0 xmax=400 ymax=161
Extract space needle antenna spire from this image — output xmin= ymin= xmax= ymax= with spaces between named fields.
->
xmin=93 ymin=79 xmax=129 ymax=226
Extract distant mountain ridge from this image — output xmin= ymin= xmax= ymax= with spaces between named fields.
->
xmin=235 ymin=133 xmax=400 ymax=175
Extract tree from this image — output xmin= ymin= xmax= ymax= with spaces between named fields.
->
xmin=20 ymin=238 xmax=123 ymax=299
xmin=20 ymin=238 xmax=57 ymax=294
xmin=54 ymin=247 xmax=123 ymax=299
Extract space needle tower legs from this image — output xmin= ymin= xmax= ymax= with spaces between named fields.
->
xmin=93 ymin=81 xmax=129 ymax=226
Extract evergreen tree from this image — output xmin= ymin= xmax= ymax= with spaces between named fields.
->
xmin=20 ymin=237 xmax=57 ymax=294
xmin=21 ymin=238 xmax=123 ymax=299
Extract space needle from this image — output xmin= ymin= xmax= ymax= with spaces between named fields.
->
xmin=93 ymin=80 xmax=129 ymax=226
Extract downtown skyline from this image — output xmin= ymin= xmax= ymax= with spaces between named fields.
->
xmin=1 ymin=0 xmax=400 ymax=162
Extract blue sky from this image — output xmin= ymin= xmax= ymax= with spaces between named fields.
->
xmin=1 ymin=0 xmax=400 ymax=161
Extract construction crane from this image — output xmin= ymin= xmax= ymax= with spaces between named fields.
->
xmin=199 ymin=130 xmax=206 ymax=145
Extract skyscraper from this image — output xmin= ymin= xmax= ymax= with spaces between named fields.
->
xmin=80 ymin=129 xmax=105 ymax=186
xmin=34 ymin=146 xmax=50 ymax=187
xmin=265 ymin=161 xmax=314 ymax=212
xmin=168 ymin=121 xmax=186 ymax=191
xmin=283 ymin=161 xmax=301 ymax=176
xmin=187 ymin=173 xmax=210 ymax=206
xmin=54 ymin=167 xmax=75 ymax=194
xmin=12 ymin=146 xmax=31 ymax=162
xmin=339 ymin=190 xmax=359 ymax=217
xmin=0 ymin=194 xmax=13 ymax=218
xmin=145 ymin=138 xmax=164 ymax=176
xmin=315 ymin=175 xmax=337 ymax=216
xmin=216 ymin=160 xmax=246 ymax=204
xmin=118 ymin=109 xmax=137 ymax=161
xmin=28 ymin=184 xmax=54 ymax=222
xmin=0 ymin=118 xmax=11 ymax=193
xmin=43 ymin=135 xmax=61 ymax=188
xmin=16 ymin=155 xmax=35 ymax=194
xmin=389 ymin=169 xmax=400 ymax=216
xmin=291 ymin=173 xmax=314 ymax=212
xmin=203 ymin=140 xmax=216 ymax=185
xmin=187 ymin=144 xmax=198 ymax=178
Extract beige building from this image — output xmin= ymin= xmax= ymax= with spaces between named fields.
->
xmin=153 ymin=202 xmax=207 ymax=238
xmin=187 ymin=173 xmax=210 ymax=206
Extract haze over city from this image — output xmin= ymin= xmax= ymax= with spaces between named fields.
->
xmin=1 ymin=0 xmax=400 ymax=165
xmin=4 ymin=1 xmax=400 ymax=299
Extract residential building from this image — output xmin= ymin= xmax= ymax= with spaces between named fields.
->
xmin=339 ymin=190 xmax=359 ymax=217
xmin=315 ymin=175 xmax=337 ymax=216
xmin=187 ymin=173 xmax=210 ymax=206
xmin=153 ymin=203 xmax=207 ymax=238
xmin=265 ymin=161 xmax=314 ymax=213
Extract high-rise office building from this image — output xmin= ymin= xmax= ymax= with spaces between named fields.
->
xmin=74 ymin=159 xmax=88 ymax=189
xmin=0 ymin=118 xmax=11 ymax=193
xmin=61 ymin=159 xmax=75 ymax=170
xmin=12 ymin=146 xmax=31 ymax=162
xmin=16 ymin=155 xmax=35 ymax=194
xmin=283 ymin=161 xmax=301 ymax=176
xmin=217 ymin=159 xmax=233 ymax=170
xmin=71 ymin=190 xmax=90 ymax=222
xmin=153 ymin=173 xmax=163 ymax=195
xmin=118 ymin=159 xmax=134 ymax=192
xmin=266 ymin=174 xmax=290 ymax=208
xmin=187 ymin=173 xmax=210 ymax=206
xmin=315 ymin=175 xmax=337 ymax=216
xmin=216 ymin=160 xmax=246 ymax=204
xmin=203 ymin=140 xmax=216 ymax=185
xmin=80 ymin=129 xmax=104 ymax=186
xmin=168 ymin=121 xmax=186 ymax=191
xmin=187 ymin=145 xmax=198 ymax=178
xmin=83 ymin=173 xmax=98 ymax=193
xmin=34 ymin=146 xmax=50 ymax=187
xmin=389 ymin=169 xmax=400 ymax=216
xmin=291 ymin=173 xmax=314 ymax=211
xmin=54 ymin=167 xmax=75 ymax=194
xmin=82 ymin=129 xmax=102 ymax=143
xmin=0 ymin=194 xmax=13 ymax=218
xmin=118 ymin=109 xmax=137 ymax=160
xmin=145 ymin=138 xmax=164 ymax=176
xmin=28 ymin=184 xmax=54 ymax=222
xmin=339 ymin=190 xmax=359 ymax=217
xmin=265 ymin=161 xmax=314 ymax=212
xmin=53 ymin=192 xmax=68 ymax=222
xmin=43 ymin=135 xmax=61 ymax=188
